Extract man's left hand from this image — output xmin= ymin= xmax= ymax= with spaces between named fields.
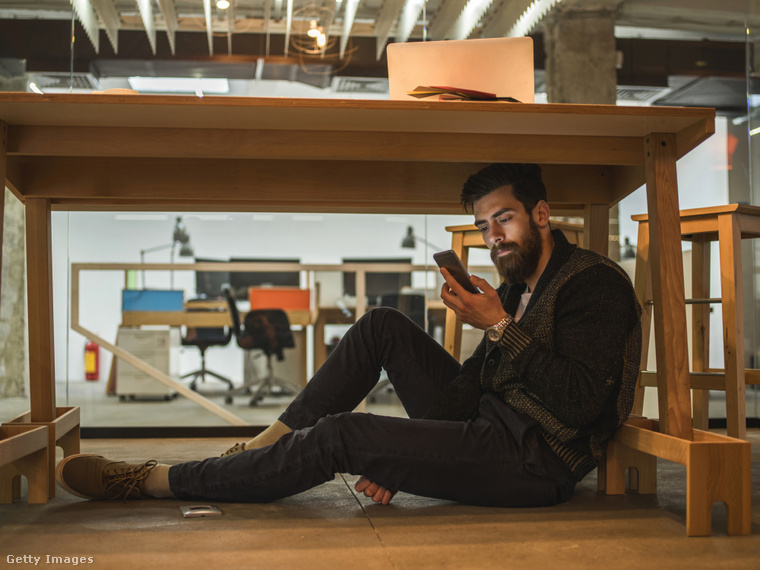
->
xmin=440 ymin=268 xmax=507 ymax=330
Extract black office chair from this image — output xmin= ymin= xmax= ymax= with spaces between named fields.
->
xmin=368 ymin=292 xmax=427 ymax=402
xmin=180 ymin=301 xmax=234 ymax=393
xmin=223 ymin=288 xmax=302 ymax=406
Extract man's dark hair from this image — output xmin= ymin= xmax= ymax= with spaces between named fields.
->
xmin=460 ymin=163 xmax=547 ymax=214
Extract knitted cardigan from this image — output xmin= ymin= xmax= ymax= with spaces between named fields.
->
xmin=424 ymin=229 xmax=642 ymax=481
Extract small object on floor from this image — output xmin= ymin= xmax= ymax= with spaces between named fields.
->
xmin=55 ymin=454 xmax=157 ymax=500
xmin=220 ymin=442 xmax=247 ymax=457
xmin=180 ymin=505 xmax=223 ymax=518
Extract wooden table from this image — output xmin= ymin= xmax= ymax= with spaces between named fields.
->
xmin=0 ymin=94 xmax=717 ymax=506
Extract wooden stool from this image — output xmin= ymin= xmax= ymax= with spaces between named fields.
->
xmin=632 ymin=204 xmax=760 ymax=439
xmin=2 ymin=406 xmax=80 ymax=498
xmin=0 ymin=425 xmax=49 ymax=504
xmin=443 ymin=220 xmax=584 ymax=359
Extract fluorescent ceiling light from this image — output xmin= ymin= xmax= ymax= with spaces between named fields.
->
xmin=114 ymin=214 xmax=169 ymax=221
xmin=128 ymin=76 xmax=230 ymax=94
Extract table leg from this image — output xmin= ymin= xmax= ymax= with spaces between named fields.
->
xmin=643 ymin=133 xmax=693 ymax=440
xmin=25 ymin=198 xmax=56 ymax=423
xmin=717 ymin=212 xmax=746 ymax=439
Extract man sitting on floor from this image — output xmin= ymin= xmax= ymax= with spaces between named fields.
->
xmin=56 ymin=163 xmax=642 ymax=508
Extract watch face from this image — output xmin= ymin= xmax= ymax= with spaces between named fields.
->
xmin=487 ymin=328 xmax=500 ymax=342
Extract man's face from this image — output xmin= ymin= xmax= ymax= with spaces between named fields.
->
xmin=472 ymin=185 xmax=544 ymax=285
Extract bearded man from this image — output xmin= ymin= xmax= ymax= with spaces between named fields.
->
xmin=56 ymin=163 xmax=642 ymax=509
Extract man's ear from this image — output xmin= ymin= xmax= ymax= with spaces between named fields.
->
xmin=533 ymin=200 xmax=551 ymax=227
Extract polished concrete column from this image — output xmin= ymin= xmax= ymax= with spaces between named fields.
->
xmin=0 ymin=188 xmax=28 ymax=399
xmin=544 ymin=4 xmax=622 ymax=259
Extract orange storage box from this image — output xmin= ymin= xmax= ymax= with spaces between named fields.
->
xmin=249 ymin=287 xmax=311 ymax=311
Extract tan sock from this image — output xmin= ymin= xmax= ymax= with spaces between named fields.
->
xmin=141 ymin=464 xmax=173 ymax=499
xmin=244 ymin=420 xmax=292 ymax=450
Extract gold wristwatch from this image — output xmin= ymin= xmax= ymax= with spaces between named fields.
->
xmin=486 ymin=315 xmax=512 ymax=342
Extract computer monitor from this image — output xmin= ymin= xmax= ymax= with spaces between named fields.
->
xmin=194 ymin=258 xmax=230 ymax=299
xmin=342 ymin=258 xmax=412 ymax=302
xmin=229 ymin=258 xmax=301 ymax=300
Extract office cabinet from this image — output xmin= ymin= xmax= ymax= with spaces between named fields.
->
xmin=116 ymin=328 xmax=179 ymax=400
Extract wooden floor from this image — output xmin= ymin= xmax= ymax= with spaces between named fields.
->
xmin=0 ymin=432 xmax=759 ymax=569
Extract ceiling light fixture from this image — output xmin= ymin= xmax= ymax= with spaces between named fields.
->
xmin=307 ymin=20 xmax=320 ymax=38
xmin=128 ymin=76 xmax=229 ymax=94
xmin=290 ymin=2 xmax=338 ymax=56
xmin=216 ymin=0 xmax=230 ymax=9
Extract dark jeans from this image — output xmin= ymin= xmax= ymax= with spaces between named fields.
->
xmin=169 ymin=308 xmax=576 ymax=507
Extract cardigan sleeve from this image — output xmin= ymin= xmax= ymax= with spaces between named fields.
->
xmin=493 ymin=263 xmax=639 ymax=429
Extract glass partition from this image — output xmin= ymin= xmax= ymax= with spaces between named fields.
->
xmin=54 ymin=211 xmax=492 ymax=429
xmin=746 ymin=2 xmax=760 ymax=423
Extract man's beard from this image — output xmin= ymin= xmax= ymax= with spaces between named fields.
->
xmin=490 ymin=218 xmax=543 ymax=285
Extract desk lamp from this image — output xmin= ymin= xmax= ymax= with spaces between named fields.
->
xmin=401 ymin=226 xmax=443 ymax=252
xmin=140 ymin=216 xmax=195 ymax=288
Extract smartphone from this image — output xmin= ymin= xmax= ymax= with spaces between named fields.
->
xmin=433 ymin=250 xmax=480 ymax=294
xmin=180 ymin=505 xmax=223 ymax=518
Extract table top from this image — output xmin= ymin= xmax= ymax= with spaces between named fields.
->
xmin=1 ymin=94 xmax=715 ymax=214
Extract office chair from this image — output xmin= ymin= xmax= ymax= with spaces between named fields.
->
xmin=223 ymin=288 xmax=302 ymax=406
xmin=180 ymin=302 xmax=234 ymax=393
xmin=368 ymin=292 xmax=427 ymax=402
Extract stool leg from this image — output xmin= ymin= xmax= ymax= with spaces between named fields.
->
xmin=691 ymin=238 xmax=710 ymax=430
xmin=443 ymin=231 xmax=468 ymax=359
xmin=632 ymin=220 xmax=652 ymax=416
xmin=717 ymin=213 xmax=746 ymax=439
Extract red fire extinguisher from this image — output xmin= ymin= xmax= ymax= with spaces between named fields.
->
xmin=84 ymin=341 xmax=100 ymax=381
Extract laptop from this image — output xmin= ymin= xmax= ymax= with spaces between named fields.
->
xmin=386 ymin=37 xmax=535 ymax=103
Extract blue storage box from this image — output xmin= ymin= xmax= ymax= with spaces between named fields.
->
xmin=122 ymin=290 xmax=184 ymax=312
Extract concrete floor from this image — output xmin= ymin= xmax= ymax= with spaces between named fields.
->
xmin=1 ymin=433 xmax=759 ymax=569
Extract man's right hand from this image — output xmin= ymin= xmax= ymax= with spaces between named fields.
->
xmin=355 ymin=476 xmax=396 ymax=505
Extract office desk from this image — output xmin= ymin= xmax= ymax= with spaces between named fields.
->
xmin=72 ymin=260 xmax=449 ymax=420
xmin=0 ymin=95 xmax=716 ymax=497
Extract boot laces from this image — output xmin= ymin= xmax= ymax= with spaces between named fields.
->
xmin=103 ymin=460 xmax=158 ymax=500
